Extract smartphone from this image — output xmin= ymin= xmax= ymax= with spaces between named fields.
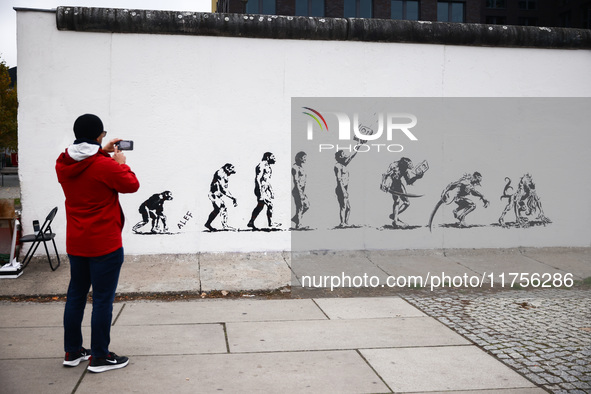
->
xmin=415 ymin=160 xmax=429 ymax=175
xmin=115 ymin=140 xmax=134 ymax=151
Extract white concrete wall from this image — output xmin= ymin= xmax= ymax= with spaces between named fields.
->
xmin=16 ymin=9 xmax=591 ymax=255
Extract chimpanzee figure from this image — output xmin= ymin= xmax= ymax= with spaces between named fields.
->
xmin=132 ymin=191 xmax=173 ymax=233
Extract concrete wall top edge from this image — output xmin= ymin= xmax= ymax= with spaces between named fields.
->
xmin=13 ymin=7 xmax=56 ymax=13
xmin=40 ymin=6 xmax=591 ymax=49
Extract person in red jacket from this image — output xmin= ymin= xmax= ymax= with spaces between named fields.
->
xmin=56 ymin=114 xmax=139 ymax=373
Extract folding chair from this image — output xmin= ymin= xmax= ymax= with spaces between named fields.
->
xmin=19 ymin=207 xmax=61 ymax=271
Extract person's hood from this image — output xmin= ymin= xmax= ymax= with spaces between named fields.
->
xmin=67 ymin=142 xmax=100 ymax=161
xmin=56 ymin=142 xmax=107 ymax=181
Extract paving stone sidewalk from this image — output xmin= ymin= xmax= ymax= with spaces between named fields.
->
xmin=401 ymin=288 xmax=591 ymax=394
xmin=0 ymin=297 xmax=543 ymax=393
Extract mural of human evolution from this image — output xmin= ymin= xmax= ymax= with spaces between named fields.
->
xmin=498 ymin=174 xmax=551 ymax=228
xmin=247 ymin=152 xmax=280 ymax=230
xmin=429 ymin=172 xmax=490 ymax=230
xmin=380 ymin=157 xmax=428 ymax=229
xmin=127 ymin=171 xmax=552 ymax=235
xmin=291 ymin=151 xmax=310 ymax=230
xmin=126 ymin=154 xmax=550 ymax=235
xmin=132 ymin=191 xmax=174 ymax=234
xmin=204 ymin=163 xmax=238 ymax=232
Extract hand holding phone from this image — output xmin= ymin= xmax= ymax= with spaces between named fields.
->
xmin=115 ymin=140 xmax=134 ymax=151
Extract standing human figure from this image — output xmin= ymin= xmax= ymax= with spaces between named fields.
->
xmin=247 ymin=152 xmax=279 ymax=229
xmin=56 ymin=114 xmax=140 ymax=373
xmin=334 ymin=148 xmax=360 ymax=227
xmin=291 ymin=151 xmax=309 ymax=229
xmin=205 ymin=163 xmax=238 ymax=231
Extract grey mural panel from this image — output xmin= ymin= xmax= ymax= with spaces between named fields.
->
xmin=290 ymin=98 xmax=591 ymax=294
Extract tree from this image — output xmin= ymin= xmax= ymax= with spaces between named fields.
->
xmin=0 ymin=58 xmax=18 ymax=151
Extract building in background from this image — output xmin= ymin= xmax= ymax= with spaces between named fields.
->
xmin=215 ymin=0 xmax=590 ymax=28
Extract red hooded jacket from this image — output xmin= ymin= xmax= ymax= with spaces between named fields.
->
xmin=56 ymin=144 xmax=140 ymax=257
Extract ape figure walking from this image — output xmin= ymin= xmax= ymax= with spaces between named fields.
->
xmin=205 ymin=163 xmax=238 ymax=231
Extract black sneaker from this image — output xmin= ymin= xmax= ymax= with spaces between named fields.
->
xmin=87 ymin=352 xmax=129 ymax=373
xmin=63 ymin=347 xmax=91 ymax=367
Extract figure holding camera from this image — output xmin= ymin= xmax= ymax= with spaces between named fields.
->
xmin=56 ymin=114 xmax=139 ymax=373
xmin=381 ymin=158 xmax=427 ymax=228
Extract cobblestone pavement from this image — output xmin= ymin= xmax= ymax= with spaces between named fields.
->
xmin=401 ymin=288 xmax=591 ymax=394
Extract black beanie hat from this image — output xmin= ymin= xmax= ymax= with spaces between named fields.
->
xmin=73 ymin=114 xmax=104 ymax=140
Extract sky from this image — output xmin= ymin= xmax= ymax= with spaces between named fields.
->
xmin=0 ymin=0 xmax=212 ymax=68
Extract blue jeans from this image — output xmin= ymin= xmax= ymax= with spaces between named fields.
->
xmin=63 ymin=247 xmax=124 ymax=358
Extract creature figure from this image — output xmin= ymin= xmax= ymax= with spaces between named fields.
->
xmin=247 ymin=152 xmax=279 ymax=229
xmin=205 ymin=163 xmax=237 ymax=231
xmin=132 ymin=191 xmax=173 ymax=233
xmin=429 ymin=172 xmax=489 ymax=230
xmin=291 ymin=151 xmax=310 ymax=229
xmin=381 ymin=158 xmax=427 ymax=228
xmin=498 ymin=174 xmax=551 ymax=228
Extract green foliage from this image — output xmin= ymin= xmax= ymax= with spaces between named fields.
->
xmin=0 ymin=58 xmax=18 ymax=151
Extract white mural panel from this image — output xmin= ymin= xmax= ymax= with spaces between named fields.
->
xmin=16 ymin=10 xmax=591 ymax=255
